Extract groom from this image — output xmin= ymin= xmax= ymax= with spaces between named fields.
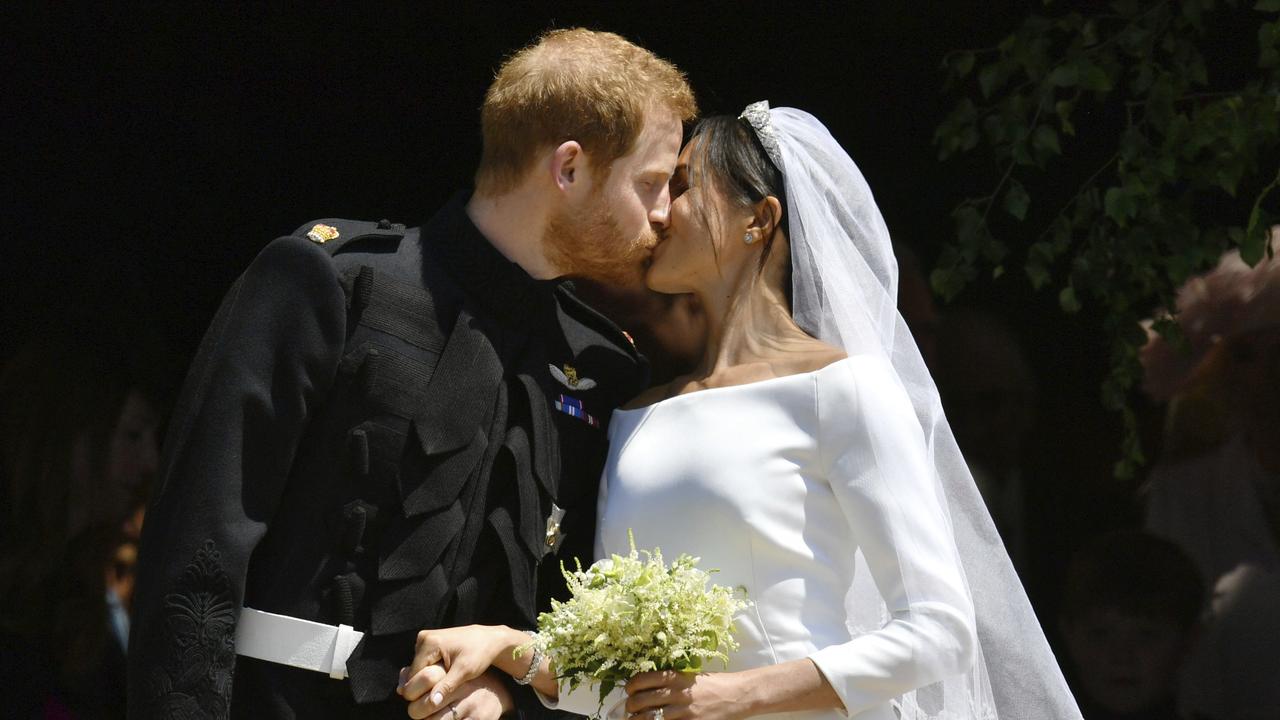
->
xmin=128 ymin=28 xmax=696 ymax=718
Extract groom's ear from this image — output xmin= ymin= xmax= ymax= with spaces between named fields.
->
xmin=551 ymin=140 xmax=586 ymax=194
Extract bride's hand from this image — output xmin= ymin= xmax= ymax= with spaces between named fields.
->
xmin=624 ymin=671 xmax=749 ymax=720
xmin=400 ymin=625 xmax=513 ymax=709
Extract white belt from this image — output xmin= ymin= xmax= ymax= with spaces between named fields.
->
xmin=233 ymin=607 xmax=364 ymax=679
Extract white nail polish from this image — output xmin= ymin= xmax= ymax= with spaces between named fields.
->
xmin=431 ymin=692 xmax=444 ymax=705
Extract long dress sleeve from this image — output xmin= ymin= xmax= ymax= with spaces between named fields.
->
xmin=128 ymin=236 xmax=347 ymax=718
xmin=807 ymin=355 xmax=976 ymax=717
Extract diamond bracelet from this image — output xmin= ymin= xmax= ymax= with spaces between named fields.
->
xmin=515 ymin=630 xmax=542 ymax=686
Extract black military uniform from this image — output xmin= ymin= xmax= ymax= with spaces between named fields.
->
xmin=128 ymin=192 xmax=647 ymax=718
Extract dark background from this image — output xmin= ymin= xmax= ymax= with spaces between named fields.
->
xmin=2 ymin=1 xmax=1210 ymax=616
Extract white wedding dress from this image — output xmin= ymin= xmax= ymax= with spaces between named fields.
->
xmin=542 ymin=355 xmax=976 ymax=720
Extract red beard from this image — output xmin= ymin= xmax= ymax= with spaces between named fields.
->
xmin=543 ymin=196 xmax=655 ymax=286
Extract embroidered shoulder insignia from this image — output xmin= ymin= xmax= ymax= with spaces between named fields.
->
xmin=307 ymin=223 xmax=340 ymax=244
xmin=549 ymin=363 xmax=597 ymax=390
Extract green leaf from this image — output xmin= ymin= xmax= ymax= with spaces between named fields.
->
xmin=1260 ymin=21 xmax=1280 ymax=68
xmin=954 ymin=52 xmax=976 ymax=77
xmin=980 ymin=115 xmax=1003 ymax=144
xmin=979 ymin=64 xmax=1003 ymax=98
xmin=1182 ymin=0 xmax=1205 ymax=30
xmin=930 ymin=267 xmax=965 ymax=300
xmin=1104 ymin=186 xmax=1138 ymax=225
xmin=1003 ymin=179 xmax=1031 ymax=220
xmin=1025 ymin=259 xmax=1051 ymax=289
xmin=1048 ymin=64 xmax=1078 ymax=87
xmin=993 ymin=264 xmax=1006 ymax=279
xmin=1032 ymin=124 xmax=1062 ymax=157
xmin=1188 ymin=55 xmax=1209 ymax=86
xmin=1242 ymin=210 xmax=1269 ymax=265
xmin=1079 ymin=62 xmax=1113 ymax=92
xmin=1053 ymin=98 xmax=1074 ymax=117
xmin=1059 ymin=285 xmax=1083 ymax=313
xmin=1256 ymin=0 xmax=1280 ymax=11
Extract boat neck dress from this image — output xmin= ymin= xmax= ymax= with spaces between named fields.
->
xmin=541 ymin=355 xmax=976 ymax=720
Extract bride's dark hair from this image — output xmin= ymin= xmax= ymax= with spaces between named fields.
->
xmin=686 ymin=115 xmax=790 ymax=274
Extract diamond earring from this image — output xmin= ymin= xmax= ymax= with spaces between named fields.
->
xmin=744 ymin=231 xmax=756 ymax=245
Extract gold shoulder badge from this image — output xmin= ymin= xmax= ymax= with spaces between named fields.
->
xmin=306 ymin=224 xmax=340 ymax=244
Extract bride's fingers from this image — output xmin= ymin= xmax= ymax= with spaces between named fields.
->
xmin=624 ymin=687 xmax=688 ymax=714
xmin=626 ymin=670 xmax=684 ymax=694
xmin=628 ymin=707 xmax=688 ymax=720
xmin=420 ymin=698 xmax=466 ymax=720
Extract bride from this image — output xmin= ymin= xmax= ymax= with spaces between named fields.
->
xmin=397 ymin=103 xmax=1082 ymax=720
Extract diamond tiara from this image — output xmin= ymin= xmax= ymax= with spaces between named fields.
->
xmin=738 ymin=100 xmax=784 ymax=170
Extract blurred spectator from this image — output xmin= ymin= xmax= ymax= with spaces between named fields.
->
xmin=0 ymin=327 xmax=164 ymax=719
xmin=1059 ymin=531 xmax=1206 ymax=720
xmin=1140 ymin=228 xmax=1280 ymax=720
xmin=934 ymin=306 xmax=1037 ymax=568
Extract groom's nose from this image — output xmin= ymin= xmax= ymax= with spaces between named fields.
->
xmin=648 ymin=184 xmax=672 ymax=230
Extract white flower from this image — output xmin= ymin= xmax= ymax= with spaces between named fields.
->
xmin=521 ymin=530 xmax=750 ymax=717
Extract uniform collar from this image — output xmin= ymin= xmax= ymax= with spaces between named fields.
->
xmin=425 ymin=190 xmax=561 ymax=324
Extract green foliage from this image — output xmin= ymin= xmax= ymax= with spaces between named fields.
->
xmin=934 ymin=0 xmax=1280 ymax=477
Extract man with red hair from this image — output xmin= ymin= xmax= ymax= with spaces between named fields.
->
xmin=130 ymin=29 xmax=696 ymax=719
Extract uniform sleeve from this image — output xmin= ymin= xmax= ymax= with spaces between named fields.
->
xmin=127 ymin=236 xmax=347 ymax=718
xmin=807 ymin=356 xmax=976 ymax=717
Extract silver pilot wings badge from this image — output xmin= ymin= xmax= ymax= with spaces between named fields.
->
xmin=549 ymin=363 xmax=597 ymax=391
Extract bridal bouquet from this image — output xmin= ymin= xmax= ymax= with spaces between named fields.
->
xmin=520 ymin=532 xmax=748 ymax=709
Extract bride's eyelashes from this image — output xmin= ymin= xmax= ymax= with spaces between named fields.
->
xmin=668 ymin=167 xmax=689 ymax=200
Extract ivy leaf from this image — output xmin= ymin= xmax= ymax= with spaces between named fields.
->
xmin=1004 ymin=179 xmax=1032 ymax=220
xmin=931 ymin=266 xmax=967 ymax=301
xmin=1104 ymin=186 xmax=1136 ymax=224
xmin=1079 ymin=61 xmax=1113 ymax=92
xmin=1048 ymin=64 xmax=1078 ymax=87
xmin=1055 ymin=99 xmax=1077 ymax=135
xmin=979 ymin=63 xmax=1003 ymax=98
xmin=1059 ymin=285 xmax=1083 ymax=313
xmin=1260 ymin=21 xmax=1280 ymax=68
xmin=1242 ymin=210 xmax=1270 ymax=266
xmin=954 ymin=52 xmax=976 ymax=77
xmin=1033 ymin=124 xmax=1062 ymax=158
xmin=1025 ymin=258 xmax=1051 ymax=289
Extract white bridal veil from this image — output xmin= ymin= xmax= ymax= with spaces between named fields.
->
xmin=739 ymin=101 xmax=1083 ymax=720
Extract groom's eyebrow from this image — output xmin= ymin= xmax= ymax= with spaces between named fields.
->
xmin=639 ymin=164 xmax=675 ymax=182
